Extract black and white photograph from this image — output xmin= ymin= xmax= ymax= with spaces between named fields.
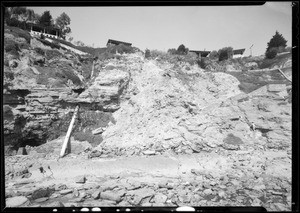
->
xmin=2 ymin=2 xmax=295 ymax=211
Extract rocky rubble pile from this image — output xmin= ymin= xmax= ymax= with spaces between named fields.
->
xmin=89 ymin=53 xmax=291 ymax=158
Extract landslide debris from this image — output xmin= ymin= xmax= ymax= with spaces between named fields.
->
xmin=87 ymin=53 xmax=291 ymax=158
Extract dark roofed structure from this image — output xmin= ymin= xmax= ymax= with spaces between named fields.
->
xmin=233 ymin=48 xmax=246 ymax=55
xmin=29 ymin=23 xmax=62 ymax=38
xmin=107 ymin=39 xmax=132 ymax=47
xmin=189 ymin=50 xmax=211 ymax=58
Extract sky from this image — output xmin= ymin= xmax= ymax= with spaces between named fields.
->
xmin=28 ymin=2 xmax=292 ymax=56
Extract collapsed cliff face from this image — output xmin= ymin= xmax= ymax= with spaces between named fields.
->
xmin=3 ymin=28 xmax=123 ymax=154
xmin=89 ymin=54 xmax=291 ymax=157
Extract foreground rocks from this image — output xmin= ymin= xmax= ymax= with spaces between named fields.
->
xmin=5 ymin=142 xmax=291 ymax=211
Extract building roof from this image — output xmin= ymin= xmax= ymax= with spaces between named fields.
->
xmin=233 ymin=48 xmax=245 ymax=55
xmin=189 ymin=50 xmax=211 ymax=57
xmin=29 ymin=23 xmax=61 ymax=32
xmin=107 ymin=39 xmax=132 ymax=46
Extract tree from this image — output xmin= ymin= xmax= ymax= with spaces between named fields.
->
xmin=265 ymin=47 xmax=278 ymax=59
xmin=145 ymin=49 xmax=151 ymax=59
xmin=55 ymin=12 xmax=71 ymax=37
xmin=266 ymin=31 xmax=287 ymax=53
xmin=177 ymin=44 xmax=189 ymax=55
xmin=10 ymin=7 xmax=27 ymax=19
xmin=218 ymin=47 xmax=233 ymax=61
xmin=209 ymin=50 xmax=218 ymax=60
xmin=39 ymin=11 xmax=53 ymax=27
xmin=167 ymin=48 xmax=177 ymax=55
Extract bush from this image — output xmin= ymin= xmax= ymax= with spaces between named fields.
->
xmin=183 ymin=52 xmax=198 ymax=65
xmin=177 ymin=44 xmax=189 ymax=55
xmin=61 ymin=69 xmax=82 ymax=85
xmin=6 ymin=18 xmax=20 ymax=27
xmin=34 ymin=47 xmax=45 ymax=55
xmin=4 ymin=39 xmax=20 ymax=57
xmin=5 ymin=26 xmax=31 ymax=43
xmin=150 ymin=49 xmax=167 ymax=59
xmin=45 ymin=49 xmax=62 ymax=60
xmin=265 ymin=47 xmax=278 ymax=59
xmin=145 ymin=49 xmax=151 ymax=59
xmin=19 ymin=42 xmax=30 ymax=50
xmin=167 ymin=48 xmax=177 ymax=55
xmin=209 ymin=50 xmax=218 ymax=60
xmin=218 ymin=47 xmax=233 ymax=61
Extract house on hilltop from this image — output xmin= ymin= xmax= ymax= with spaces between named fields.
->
xmin=29 ymin=23 xmax=62 ymax=39
xmin=106 ymin=39 xmax=132 ymax=47
xmin=231 ymin=48 xmax=246 ymax=58
xmin=189 ymin=50 xmax=211 ymax=58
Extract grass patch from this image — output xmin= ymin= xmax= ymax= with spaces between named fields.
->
xmin=259 ymin=53 xmax=291 ymax=69
xmin=45 ymin=49 xmax=63 ymax=60
xmin=4 ymin=39 xmax=20 ymax=57
xmin=5 ymin=26 xmax=31 ymax=43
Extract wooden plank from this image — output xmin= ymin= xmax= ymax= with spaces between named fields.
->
xmin=59 ymin=105 xmax=79 ymax=157
xmin=277 ymin=68 xmax=292 ymax=82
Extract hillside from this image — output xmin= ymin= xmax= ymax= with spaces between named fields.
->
xmin=3 ymin=26 xmax=292 ymax=211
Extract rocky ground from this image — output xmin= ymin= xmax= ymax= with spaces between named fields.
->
xmin=5 ymin=139 xmax=291 ymax=210
xmin=4 ymin=27 xmax=292 ymax=211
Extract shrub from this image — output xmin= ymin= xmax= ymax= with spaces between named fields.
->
xmin=61 ymin=69 xmax=82 ymax=85
xmin=19 ymin=42 xmax=30 ymax=50
xmin=167 ymin=48 xmax=177 ymax=55
xmin=218 ymin=47 xmax=233 ymax=61
xmin=34 ymin=47 xmax=45 ymax=55
xmin=6 ymin=18 xmax=20 ymax=27
xmin=150 ymin=49 xmax=167 ymax=59
xmin=177 ymin=44 xmax=189 ymax=55
xmin=265 ymin=47 xmax=278 ymax=59
xmin=50 ymin=41 xmax=61 ymax=49
xmin=45 ymin=49 xmax=62 ymax=60
xmin=6 ymin=26 xmax=31 ymax=43
xmin=4 ymin=39 xmax=20 ymax=57
xmin=145 ymin=49 xmax=151 ymax=59
xmin=209 ymin=50 xmax=218 ymax=60
xmin=183 ymin=52 xmax=198 ymax=65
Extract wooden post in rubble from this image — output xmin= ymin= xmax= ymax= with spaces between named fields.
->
xmin=278 ymin=68 xmax=292 ymax=82
xmin=90 ymin=58 xmax=96 ymax=79
xmin=90 ymin=57 xmax=98 ymax=79
xmin=60 ymin=105 xmax=79 ymax=157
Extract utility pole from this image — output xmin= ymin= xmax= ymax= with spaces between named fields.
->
xmin=250 ymin=44 xmax=254 ymax=56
